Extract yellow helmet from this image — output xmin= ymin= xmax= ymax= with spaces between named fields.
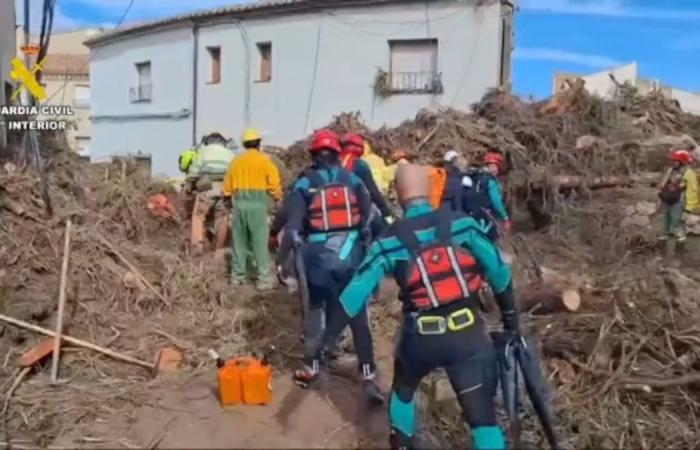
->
xmin=241 ymin=128 xmax=262 ymax=144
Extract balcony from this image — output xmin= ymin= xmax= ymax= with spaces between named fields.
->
xmin=389 ymin=71 xmax=443 ymax=95
xmin=129 ymin=84 xmax=152 ymax=103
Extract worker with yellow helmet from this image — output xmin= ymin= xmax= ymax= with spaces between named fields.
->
xmin=222 ymin=128 xmax=282 ymax=290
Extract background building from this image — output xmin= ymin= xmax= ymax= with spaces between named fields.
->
xmin=86 ymin=0 xmax=515 ymax=177
xmin=0 ymin=0 xmax=17 ymax=148
xmin=554 ymin=62 xmax=700 ymax=115
xmin=16 ymin=27 xmax=103 ymax=156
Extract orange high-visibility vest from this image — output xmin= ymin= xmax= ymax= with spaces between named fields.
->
xmin=427 ymin=167 xmax=447 ymax=210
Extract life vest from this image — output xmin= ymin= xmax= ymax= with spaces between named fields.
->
xmin=306 ymin=170 xmax=362 ymax=232
xmin=340 ymin=153 xmax=359 ymax=172
xmin=395 ymin=212 xmax=483 ymax=311
xmin=462 ymin=170 xmax=495 ymax=221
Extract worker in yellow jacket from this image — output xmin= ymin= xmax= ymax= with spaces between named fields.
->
xmin=361 ymin=141 xmax=391 ymax=194
xmin=222 ymin=128 xmax=283 ymax=290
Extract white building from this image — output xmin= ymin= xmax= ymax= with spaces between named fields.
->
xmin=0 ymin=0 xmax=17 ymax=147
xmin=554 ymin=62 xmax=700 ymax=115
xmin=86 ymin=0 xmax=516 ymax=178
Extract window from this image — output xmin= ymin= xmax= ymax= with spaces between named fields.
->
xmin=74 ymin=85 xmax=90 ymax=108
xmin=207 ymin=46 xmax=221 ymax=84
xmin=388 ymin=39 xmax=441 ymax=94
xmin=257 ymin=42 xmax=272 ymax=82
xmin=130 ymin=61 xmax=152 ymax=103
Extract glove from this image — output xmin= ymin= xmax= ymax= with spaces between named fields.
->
xmin=384 ymin=215 xmax=395 ymax=225
xmin=502 ymin=219 xmax=513 ymax=232
xmin=501 ymin=309 xmax=520 ymax=337
xmin=268 ymin=235 xmax=279 ymax=251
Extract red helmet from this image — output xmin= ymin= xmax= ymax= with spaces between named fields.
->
xmin=484 ymin=152 xmax=505 ymax=168
xmin=310 ymin=129 xmax=341 ymax=154
xmin=341 ymin=133 xmax=365 ymax=156
xmin=670 ymin=150 xmax=692 ymax=164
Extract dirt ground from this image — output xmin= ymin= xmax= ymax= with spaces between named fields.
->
xmin=46 ymin=282 xmax=400 ymax=450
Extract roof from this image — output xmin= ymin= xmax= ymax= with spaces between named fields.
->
xmin=41 ymin=54 xmax=90 ymax=76
xmin=85 ymin=0 xmax=435 ymax=47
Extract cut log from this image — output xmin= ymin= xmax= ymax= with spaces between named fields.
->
xmin=519 ymin=283 xmax=581 ymax=315
xmin=518 ymin=172 xmax=660 ymax=191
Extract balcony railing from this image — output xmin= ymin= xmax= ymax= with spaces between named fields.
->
xmin=129 ymin=84 xmax=152 ymax=103
xmin=389 ymin=71 xmax=443 ymax=94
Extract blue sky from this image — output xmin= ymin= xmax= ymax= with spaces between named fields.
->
xmin=15 ymin=0 xmax=700 ymax=99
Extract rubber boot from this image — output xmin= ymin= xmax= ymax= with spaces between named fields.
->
xmin=389 ymin=429 xmax=413 ymax=450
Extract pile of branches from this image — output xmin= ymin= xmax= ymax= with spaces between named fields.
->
xmin=0 ymin=150 xmax=256 ymax=445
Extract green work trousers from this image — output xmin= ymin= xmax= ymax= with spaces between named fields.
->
xmin=231 ymin=199 xmax=271 ymax=282
xmin=663 ymin=201 xmax=685 ymax=240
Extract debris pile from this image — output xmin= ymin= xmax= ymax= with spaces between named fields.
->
xmin=2 ymin=82 xmax=700 ymax=449
xmin=0 ymin=152 xmax=257 ymax=445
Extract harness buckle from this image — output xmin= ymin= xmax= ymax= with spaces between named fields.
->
xmin=447 ymin=308 xmax=475 ymax=331
xmin=416 ymin=316 xmax=447 ymax=335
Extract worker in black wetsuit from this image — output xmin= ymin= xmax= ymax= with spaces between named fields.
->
xmin=340 ymin=133 xmax=395 ymax=237
xmin=285 ymin=129 xmax=383 ymax=404
xmin=301 ymin=163 xmax=519 ymax=450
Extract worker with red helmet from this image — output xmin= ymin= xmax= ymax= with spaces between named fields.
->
xmin=340 ymin=133 xmax=394 ymax=233
xmin=456 ymin=151 xmax=511 ymax=242
xmin=658 ymin=150 xmax=699 ymax=254
xmin=284 ymin=129 xmax=383 ymax=403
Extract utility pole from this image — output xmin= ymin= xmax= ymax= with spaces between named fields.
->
xmin=21 ymin=0 xmax=53 ymax=217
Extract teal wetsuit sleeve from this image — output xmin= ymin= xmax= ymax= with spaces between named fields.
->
xmin=339 ymin=240 xmax=395 ymax=317
xmin=487 ymin=178 xmax=509 ymax=221
xmin=452 ymin=218 xmax=512 ymax=293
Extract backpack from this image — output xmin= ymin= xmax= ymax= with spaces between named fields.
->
xmin=306 ymin=170 xmax=362 ymax=232
xmin=462 ymin=170 xmax=494 ymax=220
xmin=394 ymin=211 xmax=484 ymax=311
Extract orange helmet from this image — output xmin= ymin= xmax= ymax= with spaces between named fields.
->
xmin=310 ymin=129 xmax=341 ymax=154
xmin=484 ymin=152 xmax=505 ymax=169
xmin=341 ymin=133 xmax=365 ymax=156
xmin=392 ymin=148 xmax=409 ymax=162
xmin=670 ymin=150 xmax=692 ymax=164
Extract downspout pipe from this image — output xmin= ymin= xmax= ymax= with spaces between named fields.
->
xmin=191 ymin=21 xmax=200 ymax=147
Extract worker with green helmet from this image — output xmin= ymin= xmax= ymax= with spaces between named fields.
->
xmin=222 ymin=127 xmax=282 ymax=290
xmin=187 ymin=132 xmax=236 ymax=254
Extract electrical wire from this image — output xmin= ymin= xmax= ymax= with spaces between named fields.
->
xmin=303 ymin=25 xmax=322 ymax=134
xmin=43 ymin=0 xmax=137 ymax=109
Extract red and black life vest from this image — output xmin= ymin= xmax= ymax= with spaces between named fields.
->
xmin=340 ymin=153 xmax=359 ymax=172
xmin=306 ymin=170 xmax=362 ymax=232
xmin=395 ymin=212 xmax=484 ymax=311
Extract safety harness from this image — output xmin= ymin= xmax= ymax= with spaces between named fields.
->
xmin=395 ymin=210 xmax=484 ymax=312
xmin=306 ymin=170 xmax=362 ymax=232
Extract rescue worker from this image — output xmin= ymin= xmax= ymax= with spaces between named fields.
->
xmin=222 ymin=128 xmax=282 ymax=290
xmin=305 ymin=164 xmax=517 ymax=450
xmin=362 ymin=140 xmax=392 ymax=195
xmin=286 ymin=129 xmax=383 ymax=403
xmin=658 ymin=150 xmax=699 ymax=254
xmin=440 ymin=149 xmax=466 ymax=212
xmin=340 ymin=133 xmax=395 ymax=236
xmin=459 ymin=152 xmax=511 ymax=241
xmin=186 ymin=132 xmax=234 ymax=254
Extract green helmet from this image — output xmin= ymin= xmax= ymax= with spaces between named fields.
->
xmin=179 ymin=148 xmax=198 ymax=173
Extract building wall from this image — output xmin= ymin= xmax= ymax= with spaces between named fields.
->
xmin=90 ymin=27 xmax=195 ymax=176
xmin=90 ymin=0 xmax=505 ymax=178
xmin=671 ymin=88 xmax=700 ymax=115
xmin=0 ymin=0 xmax=17 ymax=147
xmin=15 ymin=27 xmax=98 ymax=154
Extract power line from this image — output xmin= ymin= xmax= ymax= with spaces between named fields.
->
xmin=43 ymin=0 xmax=137 ymax=109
